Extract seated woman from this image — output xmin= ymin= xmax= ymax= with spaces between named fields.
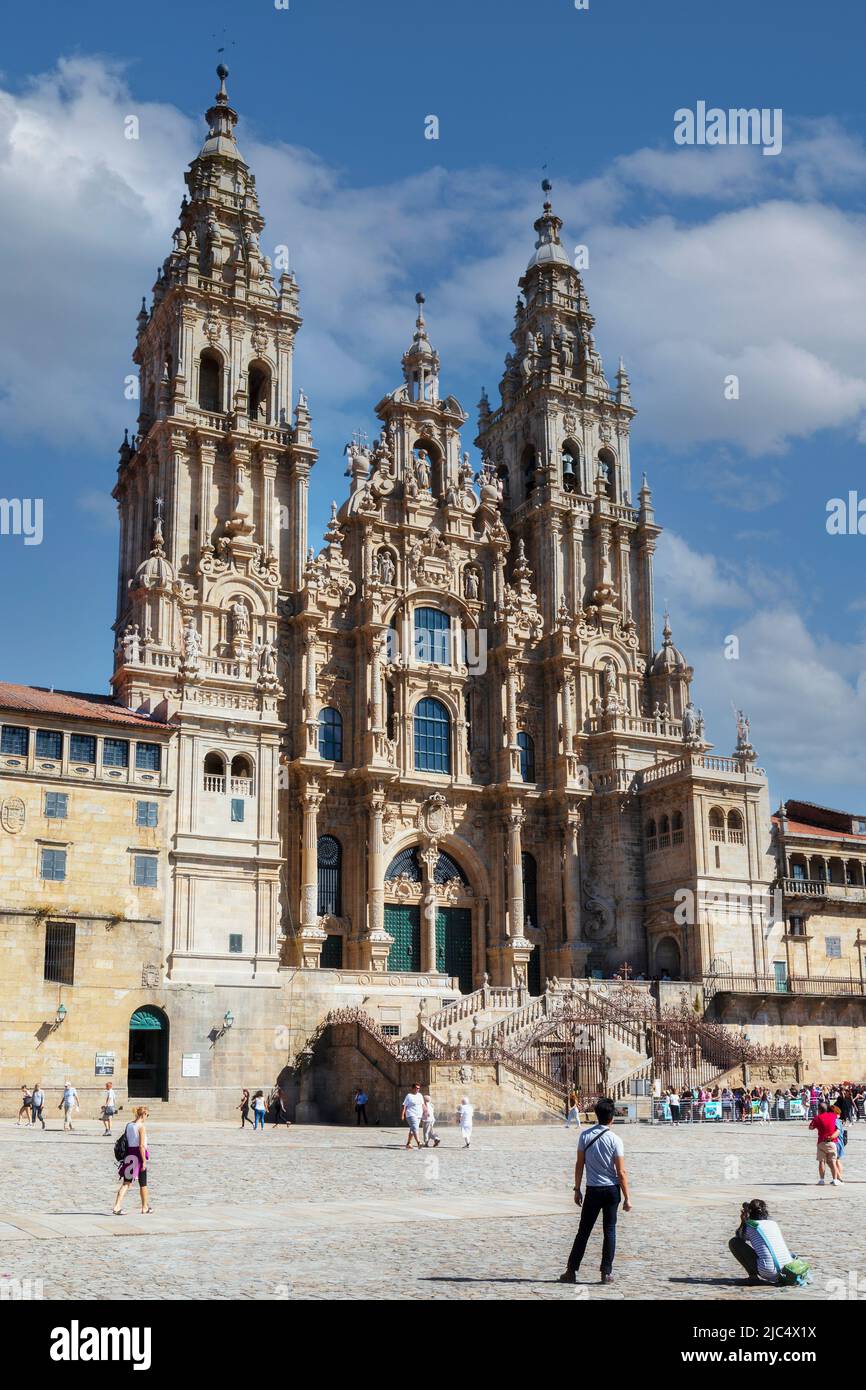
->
xmin=729 ymin=1199 xmax=794 ymax=1285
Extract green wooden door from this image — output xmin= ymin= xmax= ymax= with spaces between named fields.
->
xmin=527 ymin=942 xmax=542 ymax=997
xmin=386 ymin=904 xmax=421 ymax=973
xmin=436 ymin=908 xmax=473 ymax=995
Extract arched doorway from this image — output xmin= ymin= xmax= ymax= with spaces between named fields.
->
xmin=655 ymin=936 xmax=682 ymax=979
xmin=384 ymin=845 xmax=476 ymax=993
xmin=127 ymin=1006 xmax=169 ymax=1100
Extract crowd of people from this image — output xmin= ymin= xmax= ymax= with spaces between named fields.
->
xmin=15 ymin=1080 xmax=121 ymax=1133
xmin=656 ymin=1081 xmax=865 ymax=1124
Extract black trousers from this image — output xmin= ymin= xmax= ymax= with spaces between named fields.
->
xmin=355 ymin=1104 xmax=368 ymax=1125
xmin=567 ymin=1186 xmax=621 ymax=1275
xmin=729 ymin=1234 xmax=760 ymax=1280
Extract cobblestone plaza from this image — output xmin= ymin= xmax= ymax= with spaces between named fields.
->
xmin=1 ymin=1118 xmax=860 ymax=1302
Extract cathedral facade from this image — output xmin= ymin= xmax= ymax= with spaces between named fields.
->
xmin=2 ymin=70 xmax=865 ymax=1117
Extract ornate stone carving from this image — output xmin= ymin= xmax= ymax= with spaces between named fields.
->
xmin=1 ymin=797 xmax=25 ymax=834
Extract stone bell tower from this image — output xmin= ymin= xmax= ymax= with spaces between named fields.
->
xmin=110 ymin=66 xmax=316 ymax=983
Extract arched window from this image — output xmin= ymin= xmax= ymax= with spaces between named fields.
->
xmin=203 ymin=751 xmax=226 ymax=792
xmin=523 ymin=444 xmax=538 ymax=498
xmin=247 ymin=361 xmax=271 ymax=421
xmin=726 ymin=809 xmax=745 ymax=844
xmin=433 ymin=850 xmax=468 ymax=886
xmin=414 ymin=607 xmax=450 ymax=666
xmin=385 ymin=846 xmax=422 ymax=882
xmin=317 ymin=835 xmax=342 ymax=916
xmin=414 ymin=697 xmax=451 ymax=773
xmin=646 ymin=819 xmax=658 ymax=852
xmin=318 ymin=707 xmax=343 ymax=762
xmin=659 ymin=814 xmax=671 ymax=849
xmin=597 ymin=447 xmax=615 ymax=498
xmin=708 ymin=807 xmax=726 ymax=842
xmin=517 ymin=730 xmax=535 ymax=783
xmin=522 ymin=851 xmax=538 ymax=929
xmin=672 ymin=810 xmax=684 ymax=844
xmin=198 ymin=349 xmax=222 ymax=412
xmin=386 ymin=683 xmax=396 ymax=741
xmin=230 ymin=755 xmax=254 ymax=795
xmin=561 ymin=442 xmax=579 ymax=493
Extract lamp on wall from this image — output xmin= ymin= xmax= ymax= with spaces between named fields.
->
xmin=214 ymin=1009 xmax=234 ymax=1041
xmin=51 ymin=1003 xmax=67 ymax=1031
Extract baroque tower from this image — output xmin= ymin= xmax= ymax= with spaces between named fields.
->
xmin=111 ymin=66 xmax=314 ymax=982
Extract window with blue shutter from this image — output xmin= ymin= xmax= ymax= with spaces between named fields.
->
xmin=231 ymin=798 xmax=245 ymax=823
xmin=136 ymin=801 xmax=158 ymax=828
xmin=133 ymin=854 xmax=158 ymax=887
xmin=40 ymin=847 xmax=67 ymax=881
xmin=44 ymin=792 xmax=68 ymax=820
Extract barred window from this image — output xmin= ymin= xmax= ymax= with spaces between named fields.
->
xmin=317 ymin=835 xmax=342 ymax=916
xmin=44 ymin=922 xmax=75 ymax=985
xmin=104 ymin=738 xmax=130 ymax=768
xmin=35 ymin=729 xmax=63 ymax=759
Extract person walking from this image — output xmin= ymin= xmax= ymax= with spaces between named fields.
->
xmin=758 ymin=1092 xmax=770 ymax=1125
xmin=728 ymin=1199 xmax=797 ymax=1285
xmin=559 ymin=1096 xmax=632 ymax=1285
xmin=238 ymin=1088 xmax=252 ymax=1129
xmin=457 ymin=1096 xmax=474 ymax=1148
xmin=30 ymin=1083 xmax=46 ymax=1129
xmin=112 ymin=1106 xmax=152 ymax=1215
xmin=252 ymin=1090 xmax=267 ymax=1131
xmin=401 ymin=1083 xmax=425 ymax=1149
xmin=565 ymin=1087 xmax=580 ymax=1128
xmin=353 ymin=1088 xmax=369 ymax=1126
xmin=16 ymin=1085 xmax=32 ymax=1126
xmin=60 ymin=1081 xmax=79 ymax=1132
xmin=421 ymin=1093 xmax=440 ymax=1148
xmin=809 ymin=1103 xmax=842 ymax=1185
xmin=100 ymin=1082 xmax=117 ymax=1135
xmin=668 ymin=1089 xmax=681 ymax=1126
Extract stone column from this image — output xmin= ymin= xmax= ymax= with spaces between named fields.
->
xmin=419 ymin=845 xmax=439 ymax=975
xmin=561 ymin=668 xmax=574 ymax=754
xmin=360 ymin=786 xmax=393 ymax=971
xmin=296 ymin=779 xmax=326 ymax=968
xmin=506 ymin=806 xmax=525 ymax=938
xmin=370 ymin=632 xmax=384 ymax=731
xmin=304 ymin=629 xmax=319 ymax=754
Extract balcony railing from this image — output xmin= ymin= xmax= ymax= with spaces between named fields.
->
xmin=706 ymin=972 xmax=865 ymax=999
xmin=778 ymin=876 xmax=827 ymax=898
xmin=203 ymin=775 xmax=226 ymax=793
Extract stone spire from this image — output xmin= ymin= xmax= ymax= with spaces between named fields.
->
xmin=401 ymin=292 xmax=440 ymax=403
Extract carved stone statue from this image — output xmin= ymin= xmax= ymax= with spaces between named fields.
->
xmin=414 ymin=453 xmax=431 ymax=491
xmin=230 ymin=600 xmax=250 ymax=645
xmin=464 ymin=568 xmax=480 ymax=601
xmin=377 ymin=550 xmax=395 ymax=586
xmin=121 ymin=625 xmax=141 ymax=664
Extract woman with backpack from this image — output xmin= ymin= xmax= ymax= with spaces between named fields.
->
xmin=112 ymin=1106 xmax=152 ymax=1214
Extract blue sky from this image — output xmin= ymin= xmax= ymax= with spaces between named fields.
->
xmin=0 ymin=0 xmax=864 ymax=809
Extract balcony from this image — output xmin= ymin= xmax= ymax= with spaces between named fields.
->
xmin=778 ymin=876 xmax=827 ymax=898
xmin=705 ymin=972 xmax=865 ymax=999
xmin=203 ymin=775 xmax=225 ymax=793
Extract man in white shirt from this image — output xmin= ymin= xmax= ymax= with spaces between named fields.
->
xmin=401 ymin=1083 xmax=425 ymax=1149
xmin=61 ymin=1082 xmax=79 ymax=1132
